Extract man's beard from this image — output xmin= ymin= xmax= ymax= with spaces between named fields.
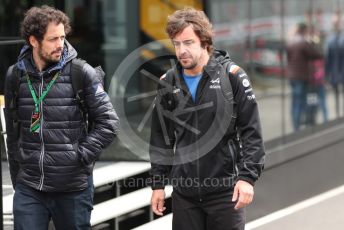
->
xmin=178 ymin=55 xmax=198 ymax=70
xmin=182 ymin=61 xmax=198 ymax=70
xmin=38 ymin=46 xmax=62 ymax=65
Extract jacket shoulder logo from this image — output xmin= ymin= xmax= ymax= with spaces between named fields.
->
xmin=242 ymin=79 xmax=250 ymax=88
xmin=229 ymin=65 xmax=240 ymax=74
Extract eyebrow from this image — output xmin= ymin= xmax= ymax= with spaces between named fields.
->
xmin=173 ymin=39 xmax=194 ymax=43
xmin=46 ymin=35 xmax=65 ymax=39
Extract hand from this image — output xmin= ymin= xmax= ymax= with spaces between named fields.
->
xmin=151 ymin=189 xmax=166 ymax=216
xmin=232 ymin=180 xmax=254 ymax=210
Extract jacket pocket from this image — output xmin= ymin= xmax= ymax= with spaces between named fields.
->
xmin=74 ymin=142 xmax=94 ymax=175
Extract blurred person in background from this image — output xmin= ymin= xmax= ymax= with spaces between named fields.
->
xmin=306 ymin=24 xmax=327 ymax=125
xmin=286 ymin=22 xmax=322 ymax=130
xmin=325 ymin=13 xmax=344 ymax=118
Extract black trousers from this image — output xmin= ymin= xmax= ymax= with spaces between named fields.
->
xmin=172 ymin=191 xmax=245 ymax=230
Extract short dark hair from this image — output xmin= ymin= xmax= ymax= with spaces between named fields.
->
xmin=166 ymin=7 xmax=214 ymax=53
xmin=296 ymin=22 xmax=308 ymax=35
xmin=20 ymin=5 xmax=71 ymax=45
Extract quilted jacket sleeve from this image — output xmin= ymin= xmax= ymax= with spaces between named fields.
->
xmin=77 ymin=63 xmax=120 ymax=165
xmin=4 ymin=65 xmax=20 ymax=188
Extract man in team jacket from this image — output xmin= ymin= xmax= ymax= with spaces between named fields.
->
xmin=150 ymin=8 xmax=265 ymax=230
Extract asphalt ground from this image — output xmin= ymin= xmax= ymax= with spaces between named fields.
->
xmin=247 ymin=185 xmax=344 ymax=230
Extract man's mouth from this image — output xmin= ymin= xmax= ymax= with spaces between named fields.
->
xmin=53 ymin=50 xmax=62 ymax=55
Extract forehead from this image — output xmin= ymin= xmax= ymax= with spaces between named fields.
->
xmin=44 ymin=22 xmax=65 ymax=38
xmin=173 ymin=25 xmax=200 ymax=42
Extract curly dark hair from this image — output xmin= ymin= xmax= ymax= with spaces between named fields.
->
xmin=166 ymin=8 xmax=214 ymax=53
xmin=20 ymin=5 xmax=71 ymax=46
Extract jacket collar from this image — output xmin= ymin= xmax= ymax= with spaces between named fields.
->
xmin=173 ymin=49 xmax=230 ymax=77
xmin=16 ymin=40 xmax=77 ymax=77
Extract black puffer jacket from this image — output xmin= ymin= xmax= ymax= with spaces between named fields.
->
xmin=4 ymin=41 xmax=119 ymax=192
xmin=150 ymin=50 xmax=265 ymax=199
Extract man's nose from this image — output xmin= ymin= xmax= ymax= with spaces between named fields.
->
xmin=179 ymin=43 xmax=187 ymax=54
xmin=57 ymin=38 xmax=64 ymax=48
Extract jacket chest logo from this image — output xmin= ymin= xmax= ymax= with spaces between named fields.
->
xmin=173 ymin=88 xmax=181 ymax=94
xmin=210 ymin=77 xmax=221 ymax=89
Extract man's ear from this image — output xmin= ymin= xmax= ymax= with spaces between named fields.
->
xmin=29 ymin=35 xmax=38 ymax=48
xmin=201 ymin=43 xmax=209 ymax=52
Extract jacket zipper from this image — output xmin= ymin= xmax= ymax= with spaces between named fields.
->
xmin=38 ymin=75 xmax=45 ymax=190
xmin=195 ymin=72 xmax=209 ymax=202
xmin=228 ymin=140 xmax=238 ymax=178
xmin=195 ymin=101 xmax=202 ymax=202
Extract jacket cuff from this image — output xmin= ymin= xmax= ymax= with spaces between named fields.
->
xmin=237 ymin=176 xmax=256 ymax=186
xmin=151 ymin=183 xmax=165 ymax=190
xmin=150 ymin=174 xmax=168 ymax=190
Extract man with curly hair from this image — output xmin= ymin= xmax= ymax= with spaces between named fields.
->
xmin=4 ymin=5 xmax=119 ymax=229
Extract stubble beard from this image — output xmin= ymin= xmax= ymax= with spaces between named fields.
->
xmin=179 ymin=55 xmax=198 ymax=70
xmin=38 ymin=46 xmax=62 ymax=66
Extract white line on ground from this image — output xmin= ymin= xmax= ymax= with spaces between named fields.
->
xmin=246 ymin=184 xmax=344 ymax=229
